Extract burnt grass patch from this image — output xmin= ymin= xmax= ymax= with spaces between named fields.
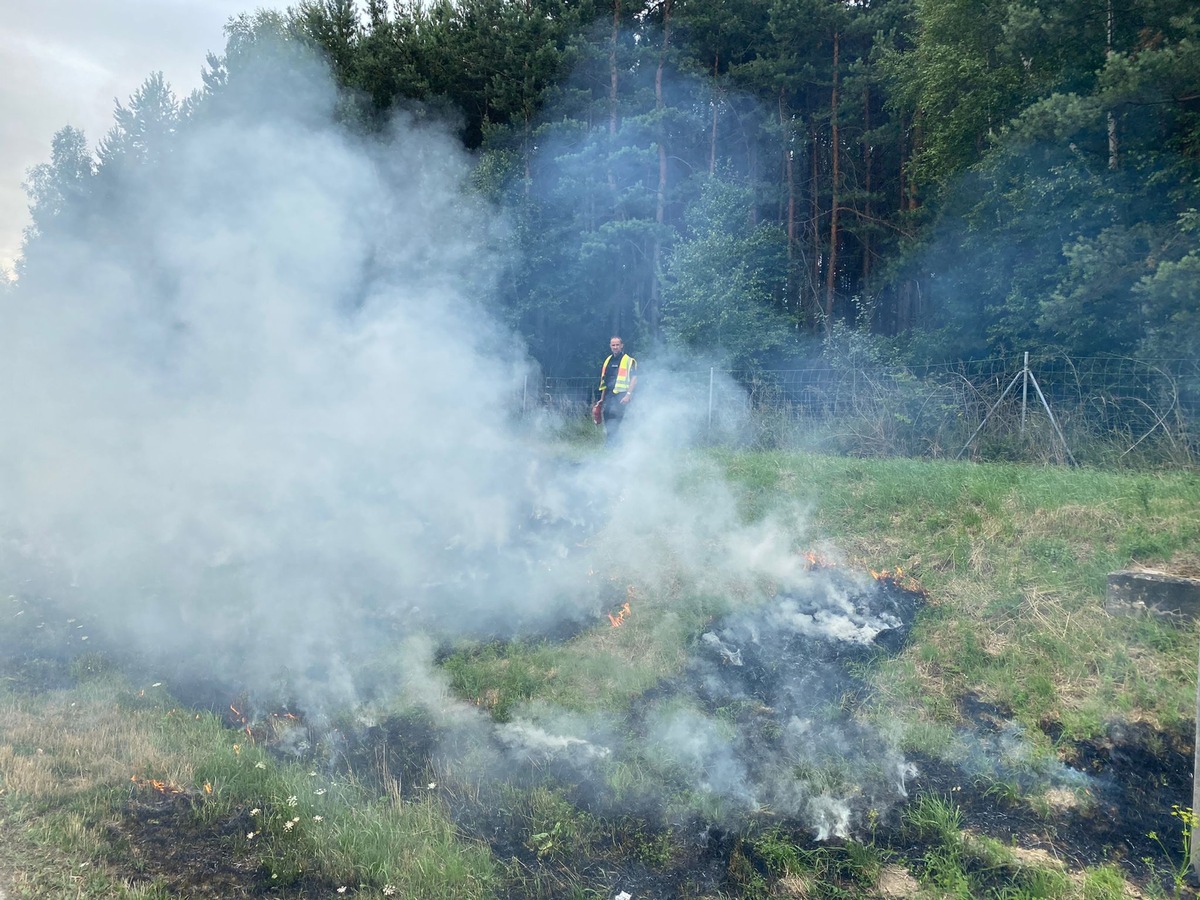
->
xmin=896 ymin=697 xmax=1197 ymax=885
xmin=447 ymin=571 xmax=1199 ymax=897
xmin=440 ymin=570 xmax=930 ymax=897
xmin=5 ymin=576 xmax=1199 ymax=898
xmin=103 ymin=791 xmax=342 ymax=898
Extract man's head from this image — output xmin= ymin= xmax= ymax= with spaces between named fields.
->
xmin=610 ymin=336 xmax=624 ymax=355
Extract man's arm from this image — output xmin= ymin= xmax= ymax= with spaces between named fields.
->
xmin=598 ymin=354 xmax=612 ymax=400
xmin=621 ymin=360 xmax=638 ymax=403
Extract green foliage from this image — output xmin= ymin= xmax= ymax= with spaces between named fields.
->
xmin=880 ymin=0 xmax=1200 ymax=363
xmin=661 ymin=177 xmax=796 ymax=368
xmin=13 ymin=0 xmax=1200 ymax=372
xmin=441 ymin=640 xmax=559 ymax=722
xmin=903 ymin=792 xmax=963 ymax=844
xmin=99 ymin=72 xmax=179 ymax=165
xmin=882 ymin=0 xmax=1030 ymax=184
xmin=1081 ymin=863 xmax=1129 ymax=900
xmin=1147 ymin=804 xmax=1198 ymax=894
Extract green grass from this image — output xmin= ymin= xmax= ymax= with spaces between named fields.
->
xmin=0 ymin=673 xmax=499 ymax=898
xmin=710 ymin=451 xmax=1200 ymax=737
xmin=3 ymin=448 xmax=1200 ymax=897
xmin=438 ymin=586 xmax=730 ymax=720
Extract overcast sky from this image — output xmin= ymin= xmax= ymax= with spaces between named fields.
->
xmin=0 ymin=0 xmax=262 ymax=276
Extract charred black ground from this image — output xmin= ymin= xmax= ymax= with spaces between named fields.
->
xmin=2 ymin=574 xmax=1197 ymax=898
xmin=901 ymin=704 xmax=1196 ymax=880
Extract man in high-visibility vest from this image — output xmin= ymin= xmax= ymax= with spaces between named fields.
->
xmin=597 ymin=335 xmax=638 ymax=444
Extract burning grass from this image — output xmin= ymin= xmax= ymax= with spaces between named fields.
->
xmin=2 ymin=450 xmax=1200 ymax=898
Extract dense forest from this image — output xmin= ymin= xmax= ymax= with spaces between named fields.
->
xmin=13 ymin=0 xmax=1200 ymax=376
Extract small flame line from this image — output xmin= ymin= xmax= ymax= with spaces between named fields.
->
xmin=608 ymin=601 xmax=632 ymax=628
xmin=131 ymin=774 xmax=186 ymax=795
xmin=870 ymin=565 xmax=923 ymax=593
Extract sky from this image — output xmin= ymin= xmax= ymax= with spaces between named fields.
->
xmin=0 ymin=0 xmax=259 ymax=277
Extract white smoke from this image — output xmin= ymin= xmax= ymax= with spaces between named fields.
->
xmin=2 ymin=44 xmax=918 ymax=840
xmin=1 ymin=48 xmax=594 ymax=707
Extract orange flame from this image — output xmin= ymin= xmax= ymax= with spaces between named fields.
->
xmin=801 ymin=548 xmax=923 ymax=593
xmin=608 ymin=601 xmax=632 ymax=628
xmin=229 ymin=703 xmax=253 ymax=737
xmin=802 ymin=550 xmax=834 ymax=569
xmin=131 ymin=775 xmax=186 ymax=795
xmin=870 ymin=565 xmax=923 ymax=593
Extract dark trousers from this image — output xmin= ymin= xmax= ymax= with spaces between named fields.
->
xmin=603 ymin=394 xmax=629 ymax=444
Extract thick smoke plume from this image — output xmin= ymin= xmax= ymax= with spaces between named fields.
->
xmin=3 ymin=45 xmax=922 ymax=838
xmin=3 ymin=48 xmax=571 ymax=703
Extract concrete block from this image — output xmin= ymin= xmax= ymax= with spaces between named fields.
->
xmin=1106 ymin=569 xmax=1200 ymax=622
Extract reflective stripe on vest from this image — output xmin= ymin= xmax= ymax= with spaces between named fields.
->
xmin=600 ymin=354 xmax=634 ymax=393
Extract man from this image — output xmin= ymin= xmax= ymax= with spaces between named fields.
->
xmin=597 ymin=335 xmax=637 ymax=444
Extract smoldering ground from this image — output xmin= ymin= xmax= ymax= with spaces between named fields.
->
xmin=0 ymin=40 xmax=932 ymax=848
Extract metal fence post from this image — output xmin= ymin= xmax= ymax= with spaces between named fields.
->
xmin=1021 ymin=351 xmax=1029 ymax=434
xmin=1193 ymin=636 xmax=1200 ymax=882
xmin=533 ymin=357 xmax=1196 ymax=461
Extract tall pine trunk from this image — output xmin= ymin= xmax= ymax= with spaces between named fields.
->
xmin=1106 ymin=0 xmax=1119 ymax=170
xmin=649 ymin=0 xmax=671 ymax=338
xmin=609 ymin=0 xmax=621 ymax=333
xmin=810 ymin=119 xmax=821 ymax=332
xmin=609 ymin=0 xmax=620 ymax=141
xmin=709 ymin=52 xmax=719 ymax=175
xmin=824 ymin=32 xmax=840 ymax=331
xmin=781 ymin=91 xmax=798 ymax=324
xmin=862 ymin=82 xmax=872 ymax=287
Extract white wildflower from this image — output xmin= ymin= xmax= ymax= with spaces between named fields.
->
xmin=315 ymin=788 xmax=326 ymax=796
xmin=313 ymin=815 xmax=323 ymax=822
xmin=250 ymin=808 xmax=261 ymax=816
xmin=247 ymin=831 xmax=257 ymax=840
xmin=287 ymin=795 xmax=298 ymax=807
xmin=383 ymin=886 xmax=396 ymax=896
xmin=337 ymin=888 xmax=347 ymax=894
xmin=283 ymin=820 xmax=295 ymax=832
xmin=255 ymin=761 xmax=266 ymax=770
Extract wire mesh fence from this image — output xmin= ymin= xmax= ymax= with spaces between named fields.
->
xmin=528 ymin=354 xmax=1200 ymax=466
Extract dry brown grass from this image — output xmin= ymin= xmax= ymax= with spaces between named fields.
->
xmin=0 ymin=690 xmax=195 ymax=803
xmin=0 ymin=686 xmax=207 ymax=899
xmin=873 ymin=864 xmax=921 ymax=898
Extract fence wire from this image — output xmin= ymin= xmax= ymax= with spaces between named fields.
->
xmin=532 ymin=355 xmax=1199 ymax=465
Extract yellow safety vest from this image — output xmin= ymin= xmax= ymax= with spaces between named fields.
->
xmin=600 ymin=354 xmax=635 ymax=394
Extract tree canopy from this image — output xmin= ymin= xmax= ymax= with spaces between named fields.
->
xmin=15 ymin=0 xmax=1200 ymax=374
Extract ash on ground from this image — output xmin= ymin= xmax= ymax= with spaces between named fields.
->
xmin=636 ymin=569 xmax=922 ymax=839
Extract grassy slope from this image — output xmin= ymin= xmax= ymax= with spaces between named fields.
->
xmin=713 ymin=452 xmax=1200 ymax=741
xmin=2 ymin=449 xmax=1199 ymax=898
